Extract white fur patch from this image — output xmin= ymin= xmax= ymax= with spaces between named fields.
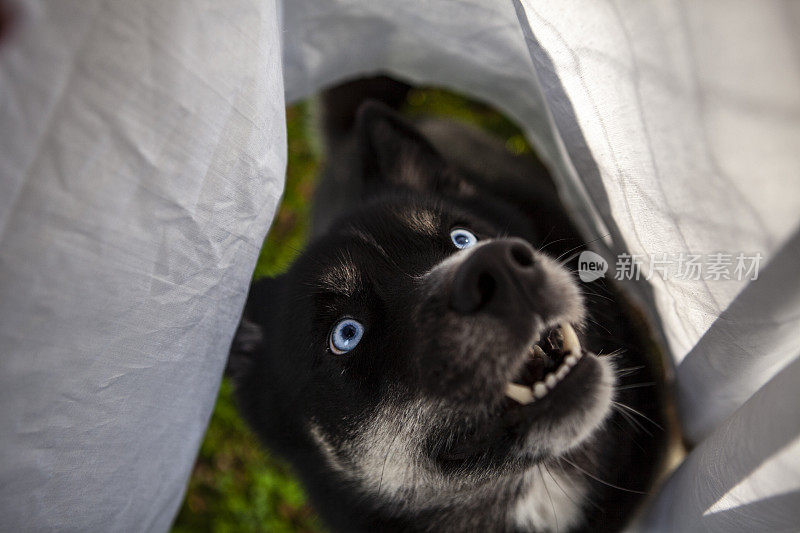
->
xmin=318 ymin=254 xmax=362 ymax=296
xmin=512 ymin=467 xmax=587 ymax=532
xmin=308 ymin=394 xmax=594 ymax=531
xmin=309 ymin=398 xmax=443 ymax=506
xmin=398 ymin=206 xmax=439 ymax=235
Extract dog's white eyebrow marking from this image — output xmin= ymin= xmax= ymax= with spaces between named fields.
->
xmin=340 ymin=226 xmax=393 ymax=261
xmin=396 ymin=207 xmax=439 ymax=235
xmin=318 ymin=254 xmax=362 ymax=296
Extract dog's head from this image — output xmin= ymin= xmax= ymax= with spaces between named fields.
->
xmin=232 ymin=103 xmax=615 ymax=529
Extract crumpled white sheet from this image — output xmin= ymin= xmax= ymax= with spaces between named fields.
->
xmin=0 ymin=0 xmax=285 ymax=530
xmin=1 ymin=0 xmax=798 ymax=531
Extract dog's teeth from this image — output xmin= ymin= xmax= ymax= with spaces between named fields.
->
xmin=509 ymin=325 xmax=582 ymax=404
xmin=559 ymin=322 xmax=582 ymax=357
xmin=505 ymin=383 xmax=535 ymax=405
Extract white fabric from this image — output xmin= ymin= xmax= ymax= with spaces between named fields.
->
xmin=1 ymin=0 xmax=798 ymax=531
xmin=0 ymin=0 xmax=285 ymax=530
xmin=643 ymin=355 xmax=800 ymax=532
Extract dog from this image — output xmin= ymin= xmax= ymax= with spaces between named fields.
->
xmin=230 ymin=76 xmax=667 ymax=532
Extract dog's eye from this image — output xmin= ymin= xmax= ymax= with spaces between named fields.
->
xmin=450 ymin=228 xmax=477 ymax=249
xmin=330 ymin=318 xmax=364 ymax=354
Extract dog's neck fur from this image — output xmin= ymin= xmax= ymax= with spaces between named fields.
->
xmin=305 ymin=395 xmax=591 ymax=533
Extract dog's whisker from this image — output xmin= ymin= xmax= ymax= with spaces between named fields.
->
xmin=554 ymin=234 xmax=610 ymax=264
xmin=615 ymin=382 xmax=655 ymax=391
xmin=553 ymin=460 xmax=602 ymax=511
xmin=539 ymin=464 xmax=559 ymax=533
xmin=535 ymin=226 xmax=559 ymax=251
xmin=612 ymin=403 xmax=653 ymax=436
xmin=561 ymin=458 xmax=648 ymax=495
xmin=542 ymin=462 xmax=583 ymax=510
xmin=614 ymin=365 xmax=645 ymax=377
xmin=611 ymin=401 xmax=664 ymax=431
xmin=578 ymin=286 xmax=615 ymax=303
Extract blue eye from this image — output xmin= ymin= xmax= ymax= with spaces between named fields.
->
xmin=450 ymin=228 xmax=477 ymax=249
xmin=330 ymin=318 xmax=364 ymax=354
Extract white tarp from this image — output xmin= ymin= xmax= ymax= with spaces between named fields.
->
xmin=1 ymin=0 xmax=798 ymax=531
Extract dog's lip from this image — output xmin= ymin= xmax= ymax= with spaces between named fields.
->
xmin=503 ymin=322 xmax=583 ymax=405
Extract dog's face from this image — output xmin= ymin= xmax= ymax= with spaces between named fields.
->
xmin=233 ymin=104 xmax=615 ymax=529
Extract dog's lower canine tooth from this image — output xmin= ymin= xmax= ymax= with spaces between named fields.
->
xmin=505 ymin=382 xmax=534 ymax=405
xmin=533 ymin=345 xmax=546 ymax=358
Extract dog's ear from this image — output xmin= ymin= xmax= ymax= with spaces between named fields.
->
xmin=356 ymin=101 xmax=461 ymax=193
xmin=227 ymin=276 xmax=283 ymax=380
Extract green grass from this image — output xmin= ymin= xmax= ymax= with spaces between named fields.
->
xmin=173 ymin=88 xmax=531 ymax=532
xmin=172 ymin=103 xmax=322 ymax=533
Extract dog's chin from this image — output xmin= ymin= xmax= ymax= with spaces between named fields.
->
xmin=513 ymin=353 xmax=614 ymax=457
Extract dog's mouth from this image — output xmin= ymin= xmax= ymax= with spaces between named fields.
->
xmin=503 ymin=322 xmax=584 ymax=406
xmin=432 ymin=320 xmax=604 ymax=466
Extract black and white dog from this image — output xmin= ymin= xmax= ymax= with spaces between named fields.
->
xmin=230 ymin=77 xmax=667 ymax=532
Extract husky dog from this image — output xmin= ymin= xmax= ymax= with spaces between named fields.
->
xmin=230 ymin=77 xmax=666 ymax=532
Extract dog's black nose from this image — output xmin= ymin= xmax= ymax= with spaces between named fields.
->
xmin=449 ymin=238 xmax=536 ymax=314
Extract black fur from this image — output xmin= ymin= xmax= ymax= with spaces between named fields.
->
xmin=231 ymin=76 xmax=667 ymax=532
